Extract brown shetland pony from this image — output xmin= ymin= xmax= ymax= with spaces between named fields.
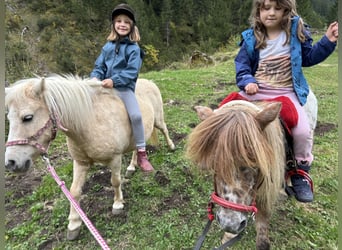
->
xmin=186 ymin=100 xmax=285 ymax=250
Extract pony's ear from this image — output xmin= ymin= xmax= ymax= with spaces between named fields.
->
xmin=255 ymin=102 xmax=281 ymax=130
xmin=33 ymin=77 xmax=45 ymax=97
xmin=194 ymin=106 xmax=214 ymax=121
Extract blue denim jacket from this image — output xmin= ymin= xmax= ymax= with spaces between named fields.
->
xmin=235 ymin=16 xmax=336 ymax=105
xmin=90 ymin=37 xmax=143 ymax=92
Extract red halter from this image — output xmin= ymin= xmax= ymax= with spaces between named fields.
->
xmin=194 ymin=178 xmax=259 ymax=250
xmin=211 ymin=192 xmax=258 ymax=213
xmin=194 ymin=191 xmax=257 ymax=250
xmin=206 ymin=174 xmax=260 ymax=221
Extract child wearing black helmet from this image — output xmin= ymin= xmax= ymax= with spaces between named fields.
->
xmin=90 ymin=3 xmax=154 ymax=172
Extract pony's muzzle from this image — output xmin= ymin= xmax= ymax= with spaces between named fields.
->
xmin=216 ymin=210 xmax=248 ymax=234
xmin=5 ymin=156 xmax=32 ymax=173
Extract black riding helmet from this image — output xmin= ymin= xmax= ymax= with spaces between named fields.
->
xmin=111 ymin=3 xmax=136 ymax=23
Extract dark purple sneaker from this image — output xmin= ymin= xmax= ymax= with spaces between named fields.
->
xmin=291 ymin=174 xmax=313 ymax=202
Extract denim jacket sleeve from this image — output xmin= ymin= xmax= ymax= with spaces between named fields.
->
xmin=301 ymin=32 xmax=337 ymax=67
xmin=235 ymin=41 xmax=258 ymax=91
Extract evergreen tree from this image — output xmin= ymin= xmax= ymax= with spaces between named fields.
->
xmin=5 ymin=0 xmax=330 ymax=80
xmin=326 ymin=0 xmax=338 ymax=24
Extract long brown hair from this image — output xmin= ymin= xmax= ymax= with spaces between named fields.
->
xmin=249 ymin=0 xmax=306 ymax=49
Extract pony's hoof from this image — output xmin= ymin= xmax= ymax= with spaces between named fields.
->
xmin=221 ymin=232 xmax=237 ymax=244
xmin=169 ymin=143 xmax=176 ymax=151
xmin=67 ymin=228 xmax=81 ymax=241
xmin=256 ymin=241 xmax=270 ymax=250
xmin=125 ymin=169 xmax=135 ymax=178
xmin=112 ymin=208 xmax=125 ymax=215
xmin=122 ymin=178 xmax=130 ymax=185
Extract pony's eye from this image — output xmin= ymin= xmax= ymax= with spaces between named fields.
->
xmin=22 ymin=115 xmax=33 ymax=122
xmin=239 ymin=166 xmax=249 ymax=173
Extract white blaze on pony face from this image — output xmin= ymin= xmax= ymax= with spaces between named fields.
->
xmin=5 ymin=81 xmax=52 ymax=172
xmin=215 ymin=167 xmax=258 ymax=234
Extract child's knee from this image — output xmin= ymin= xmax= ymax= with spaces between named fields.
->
xmin=130 ymin=113 xmax=142 ymax=124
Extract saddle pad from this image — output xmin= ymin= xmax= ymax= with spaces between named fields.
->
xmin=218 ymin=92 xmax=298 ymax=130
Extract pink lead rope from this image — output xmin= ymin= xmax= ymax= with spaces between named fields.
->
xmin=43 ymin=155 xmax=111 ymax=250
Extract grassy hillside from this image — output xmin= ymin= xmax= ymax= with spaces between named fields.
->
xmin=5 ymin=38 xmax=338 ymax=249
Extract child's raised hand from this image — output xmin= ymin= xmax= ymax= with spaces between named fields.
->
xmin=326 ymin=21 xmax=338 ymax=43
xmin=244 ymin=83 xmax=259 ymax=95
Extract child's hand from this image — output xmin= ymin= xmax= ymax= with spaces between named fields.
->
xmin=102 ymin=79 xmax=114 ymax=88
xmin=326 ymin=21 xmax=338 ymax=43
xmin=244 ymin=83 xmax=259 ymax=95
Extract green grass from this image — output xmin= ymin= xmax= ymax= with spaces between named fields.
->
xmin=5 ymin=42 xmax=338 ymax=249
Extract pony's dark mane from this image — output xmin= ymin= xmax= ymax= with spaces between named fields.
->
xmin=186 ymin=102 xmax=285 ymax=212
xmin=187 ymin=105 xmax=269 ymax=182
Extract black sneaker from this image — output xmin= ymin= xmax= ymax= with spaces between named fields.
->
xmin=291 ymin=174 xmax=313 ymax=202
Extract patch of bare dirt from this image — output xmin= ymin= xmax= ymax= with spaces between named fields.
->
xmin=4 ymin=129 xmax=185 ymax=230
xmin=314 ymin=121 xmax=337 ymax=136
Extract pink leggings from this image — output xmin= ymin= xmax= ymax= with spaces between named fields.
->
xmin=239 ymin=86 xmax=313 ymax=166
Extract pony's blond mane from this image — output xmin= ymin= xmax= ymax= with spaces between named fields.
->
xmin=8 ymin=74 xmax=112 ymax=132
xmin=186 ymin=102 xmax=285 ymax=212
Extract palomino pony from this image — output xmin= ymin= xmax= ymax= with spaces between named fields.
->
xmin=186 ymin=92 xmax=317 ymax=249
xmin=5 ymin=74 xmax=175 ymax=240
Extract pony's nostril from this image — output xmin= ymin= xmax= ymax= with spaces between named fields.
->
xmin=5 ymin=160 xmax=16 ymax=171
xmin=5 ymin=159 xmax=31 ymax=172
xmin=24 ymin=159 xmax=31 ymax=171
xmin=238 ymin=220 xmax=247 ymax=232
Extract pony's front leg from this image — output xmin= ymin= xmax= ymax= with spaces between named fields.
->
xmin=110 ymin=155 xmax=125 ymax=214
xmin=67 ymin=160 xmax=90 ymax=240
xmin=255 ymin=210 xmax=271 ymax=250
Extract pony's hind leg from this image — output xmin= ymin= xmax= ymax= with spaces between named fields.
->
xmin=67 ymin=160 xmax=90 ymax=240
xmin=155 ymin=122 xmax=175 ymax=150
xmin=125 ymin=151 xmax=137 ymax=178
xmin=109 ymin=155 xmax=125 ymax=214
